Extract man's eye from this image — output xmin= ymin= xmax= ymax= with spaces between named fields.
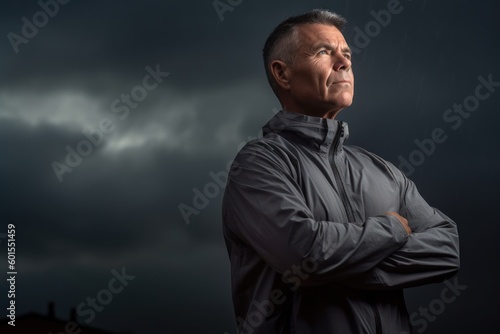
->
xmin=318 ymin=50 xmax=328 ymax=55
xmin=343 ymin=54 xmax=352 ymax=60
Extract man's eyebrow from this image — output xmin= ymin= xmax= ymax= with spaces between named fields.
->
xmin=311 ymin=42 xmax=334 ymax=51
xmin=341 ymin=46 xmax=352 ymax=54
xmin=311 ymin=43 xmax=352 ymax=54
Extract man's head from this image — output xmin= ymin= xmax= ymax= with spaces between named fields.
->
xmin=263 ymin=10 xmax=354 ymax=119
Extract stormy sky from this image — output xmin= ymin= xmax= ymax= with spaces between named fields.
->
xmin=0 ymin=0 xmax=499 ymax=333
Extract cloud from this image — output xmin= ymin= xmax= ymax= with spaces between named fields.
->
xmin=0 ymin=74 xmax=278 ymax=275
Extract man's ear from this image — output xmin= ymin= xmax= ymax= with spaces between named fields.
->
xmin=270 ymin=60 xmax=291 ymax=90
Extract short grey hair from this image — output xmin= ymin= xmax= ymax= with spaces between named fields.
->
xmin=262 ymin=9 xmax=347 ymax=97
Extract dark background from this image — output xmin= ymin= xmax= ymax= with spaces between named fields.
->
xmin=0 ymin=0 xmax=499 ymax=333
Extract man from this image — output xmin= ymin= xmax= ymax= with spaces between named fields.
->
xmin=222 ymin=9 xmax=459 ymax=334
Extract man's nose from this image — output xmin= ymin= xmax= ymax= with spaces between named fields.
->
xmin=333 ymin=54 xmax=352 ymax=71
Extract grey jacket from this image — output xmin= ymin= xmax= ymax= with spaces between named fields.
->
xmin=222 ymin=110 xmax=460 ymax=334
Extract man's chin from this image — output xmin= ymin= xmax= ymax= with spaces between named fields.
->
xmin=323 ymin=100 xmax=352 ymax=119
xmin=330 ymin=95 xmax=353 ymax=110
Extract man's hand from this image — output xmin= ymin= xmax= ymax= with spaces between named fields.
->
xmin=385 ymin=211 xmax=412 ymax=235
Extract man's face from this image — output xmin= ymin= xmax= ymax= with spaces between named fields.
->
xmin=286 ymin=23 xmax=354 ymax=118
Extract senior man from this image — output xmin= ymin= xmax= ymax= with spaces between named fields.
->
xmin=222 ymin=9 xmax=459 ymax=334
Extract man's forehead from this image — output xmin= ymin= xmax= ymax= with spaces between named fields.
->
xmin=296 ymin=23 xmax=347 ymax=47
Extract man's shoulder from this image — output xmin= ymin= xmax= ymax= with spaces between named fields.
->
xmin=237 ymin=132 xmax=297 ymax=158
xmin=231 ymin=132 xmax=298 ymax=175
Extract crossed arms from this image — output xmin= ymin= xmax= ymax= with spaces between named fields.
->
xmin=223 ymin=145 xmax=460 ymax=290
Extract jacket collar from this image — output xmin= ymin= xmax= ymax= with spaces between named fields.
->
xmin=262 ymin=109 xmax=349 ymax=153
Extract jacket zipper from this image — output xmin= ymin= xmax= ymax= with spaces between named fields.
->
xmin=329 ymin=122 xmax=382 ymax=333
xmin=328 ymin=121 xmax=356 ymax=222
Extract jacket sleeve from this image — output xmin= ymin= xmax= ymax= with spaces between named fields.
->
xmin=223 ymin=141 xmax=410 ymax=286
xmin=344 ymin=164 xmax=460 ymax=290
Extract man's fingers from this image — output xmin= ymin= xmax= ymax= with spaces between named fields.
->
xmin=385 ymin=211 xmax=412 ymax=235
